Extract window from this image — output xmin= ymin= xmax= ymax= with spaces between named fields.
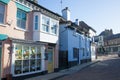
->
xmin=34 ymin=15 xmax=38 ymax=30
xmin=0 ymin=3 xmax=5 ymax=24
xmin=14 ymin=44 xmax=42 ymax=75
xmin=17 ymin=9 xmax=27 ymax=29
xmin=73 ymin=48 xmax=79 ymax=58
xmin=42 ymin=16 xmax=50 ymax=32
xmin=51 ymin=21 xmax=58 ymax=34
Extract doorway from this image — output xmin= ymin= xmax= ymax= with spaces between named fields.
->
xmin=47 ymin=47 xmax=54 ymax=73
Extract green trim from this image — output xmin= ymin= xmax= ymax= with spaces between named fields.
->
xmin=0 ymin=0 xmax=10 ymax=4
xmin=0 ymin=34 xmax=8 ymax=40
xmin=16 ymin=2 xmax=30 ymax=12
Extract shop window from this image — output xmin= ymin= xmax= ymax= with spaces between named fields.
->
xmin=14 ymin=44 xmax=42 ymax=75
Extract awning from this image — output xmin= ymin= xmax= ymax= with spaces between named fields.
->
xmin=0 ymin=0 xmax=10 ymax=4
xmin=0 ymin=34 xmax=8 ymax=40
xmin=16 ymin=2 xmax=30 ymax=12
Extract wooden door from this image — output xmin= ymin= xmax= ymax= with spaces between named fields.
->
xmin=47 ymin=47 xmax=54 ymax=73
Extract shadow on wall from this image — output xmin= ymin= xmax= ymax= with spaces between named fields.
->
xmin=2 ymin=39 xmax=12 ymax=80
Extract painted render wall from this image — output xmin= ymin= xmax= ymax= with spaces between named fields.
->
xmin=59 ymin=25 xmax=91 ymax=63
xmin=0 ymin=1 xmax=33 ymax=40
xmin=59 ymin=24 xmax=68 ymax=51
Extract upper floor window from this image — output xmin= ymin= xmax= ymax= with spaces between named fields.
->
xmin=17 ymin=9 xmax=27 ymax=29
xmin=42 ymin=16 xmax=50 ymax=32
xmin=0 ymin=3 xmax=5 ymax=24
xmin=34 ymin=15 xmax=38 ymax=30
xmin=51 ymin=20 xmax=58 ymax=34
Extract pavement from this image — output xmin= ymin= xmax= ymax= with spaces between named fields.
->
xmin=25 ymin=60 xmax=99 ymax=80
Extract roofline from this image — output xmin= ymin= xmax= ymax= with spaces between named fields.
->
xmin=26 ymin=0 xmax=61 ymax=17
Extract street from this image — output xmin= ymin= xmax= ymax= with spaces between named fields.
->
xmin=55 ymin=55 xmax=120 ymax=80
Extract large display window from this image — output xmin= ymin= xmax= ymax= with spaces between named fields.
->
xmin=14 ymin=44 xmax=42 ymax=75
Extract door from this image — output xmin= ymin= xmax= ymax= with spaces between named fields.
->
xmin=0 ymin=45 xmax=2 ymax=80
xmin=47 ymin=47 xmax=54 ymax=73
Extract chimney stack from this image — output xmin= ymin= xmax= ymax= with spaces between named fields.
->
xmin=62 ymin=7 xmax=71 ymax=21
xmin=75 ymin=19 xmax=79 ymax=25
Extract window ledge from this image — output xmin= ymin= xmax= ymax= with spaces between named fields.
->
xmin=14 ymin=27 xmax=28 ymax=32
xmin=0 ymin=23 xmax=7 ymax=27
xmin=40 ymin=31 xmax=57 ymax=36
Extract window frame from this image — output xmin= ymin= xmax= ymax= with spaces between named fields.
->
xmin=17 ymin=9 xmax=27 ymax=30
xmin=51 ymin=20 xmax=58 ymax=35
xmin=42 ymin=15 xmax=50 ymax=33
xmin=0 ymin=2 xmax=5 ymax=24
xmin=73 ymin=48 xmax=79 ymax=58
xmin=13 ymin=44 xmax=43 ymax=76
xmin=34 ymin=15 xmax=39 ymax=30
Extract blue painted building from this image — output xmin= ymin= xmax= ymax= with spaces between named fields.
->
xmin=59 ymin=7 xmax=95 ymax=68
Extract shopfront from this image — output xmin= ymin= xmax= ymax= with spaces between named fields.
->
xmin=12 ymin=43 xmax=45 ymax=76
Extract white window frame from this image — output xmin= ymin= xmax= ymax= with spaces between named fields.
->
xmin=12 ymin=44 xmax=45 ymax=77
xmin=50 ymin=19 xmax=58 ymax=35
xmin=16 ymin=9 xmax=27 ymax=30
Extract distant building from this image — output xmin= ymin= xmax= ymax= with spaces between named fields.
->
xmin=95 ymin=29 xmax=113 ymax=54
xmin=104 ymin=33 xmax=120 ymax=54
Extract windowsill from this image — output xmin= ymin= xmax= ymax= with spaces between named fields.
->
xmin=0 ymin=23 xmax=7 ymax=27
xmin=14 ymin=27 xmax=28 ymax=32
xmin=40 ymin=30 xmax=57 ymax=36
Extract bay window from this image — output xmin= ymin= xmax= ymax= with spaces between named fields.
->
xmin=17 ymin=9 xmax=27 ymax=29
xmin=14 ymin=44 xmax=42 ymax=75
xmin=0 ymin=3 xmax=5 ymax=24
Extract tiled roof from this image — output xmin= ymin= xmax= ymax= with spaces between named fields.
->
xmin=105 ymin=33 xmax=120 ymax=40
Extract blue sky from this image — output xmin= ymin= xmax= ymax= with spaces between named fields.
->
xmin=38 ymin=0 xmax=120 ymax=35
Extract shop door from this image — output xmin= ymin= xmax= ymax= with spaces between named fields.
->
xmin=47 ymin=47 xmax=54 ymax=73
xmin=0 ymin=46 xmax=1 ymax=80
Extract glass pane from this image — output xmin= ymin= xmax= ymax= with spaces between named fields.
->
xmin=35 ymin=23 xmax=38 ymax=30
xmin=17 ymin=19 xmax=21 ymax=28
xmin=37 ymin=47 xmax=41 ymax=59
xmin=35 ymin=15 xmax=38 ymax=22
xmin=30 ymin=59 xmax=36 ymax=71
xmin=17 ymin=10 xmax=21 ymax=19
xmin=0 ymin=4 xmax=5 ymax=14
xmin=36 ymin=59 xmax=41 ymax=70
xmin=0 ymin=14 xmax=4 ymax=23
xmin=23 ymin=60 xmax=29 ymax=73
xmin=42 ymin=16 xmax=49 ymax=25
xmin=21 ymin=20 xmax=26 ymax=29
xmin=15 ymin=45 xmax=22 ymax=60
xmin=14 ymin=60 xmax=22 ymax=74
xmin=23 ymin=46 xmax=29 ymax=59
xmin=0 ymin=4 xmax=5 ymax=23
xmin=22 ymin=12 xmax=26 ymax=20
xmin=30 ymin=47 xmax=36 ymax=59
